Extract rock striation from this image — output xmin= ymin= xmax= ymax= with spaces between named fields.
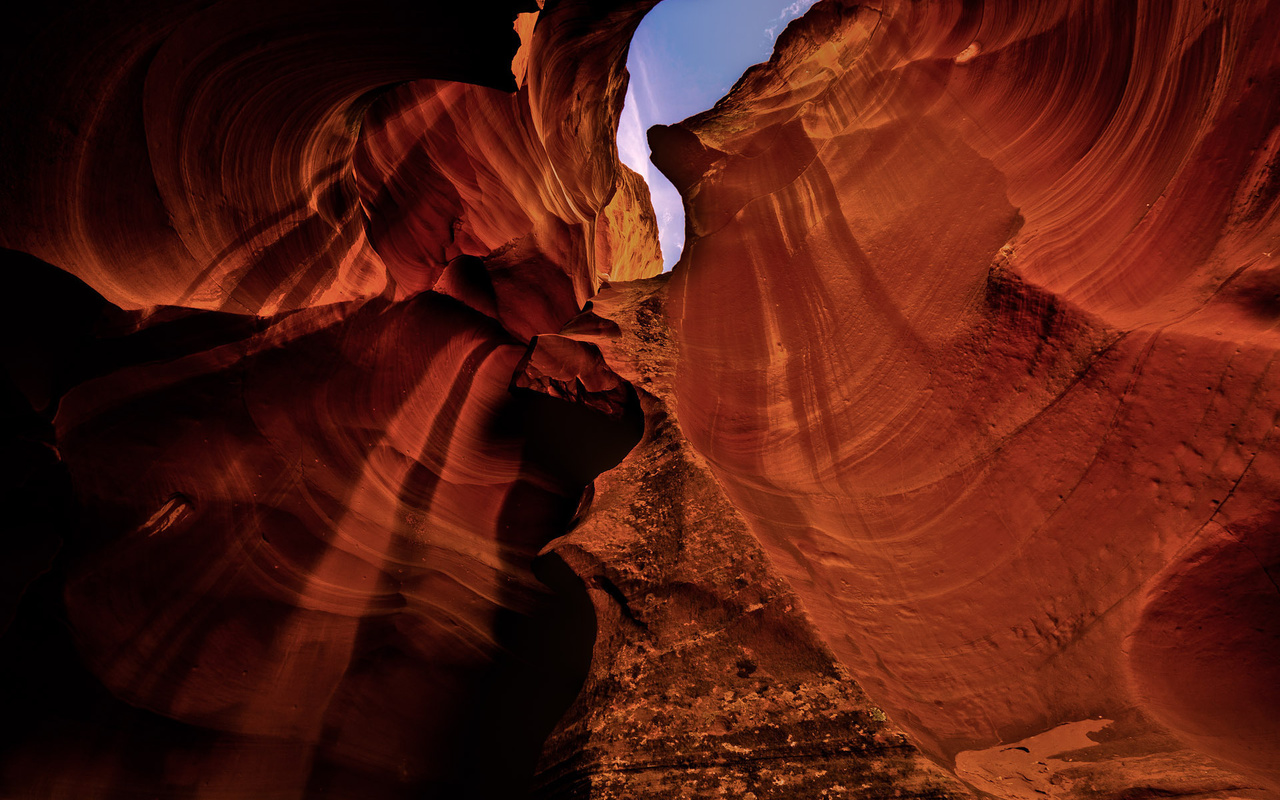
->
xmin=655 ymin=0 xmax=1280 ymax=795
xmin=536 ymin=276 xmax=974 ymax=800
xmin=1 ymin=1 xmax=659 ymax=796
xmin=0 ymin=0 xmax=1278 ymax=798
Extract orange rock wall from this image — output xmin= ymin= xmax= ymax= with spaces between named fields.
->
xmin=1 ymin=0 xmax=1277 ymax=797
xmin=1 ymin=1 xmax=659 ymax=796
xmin=657 ymin=0 xmax=1280 ymax=789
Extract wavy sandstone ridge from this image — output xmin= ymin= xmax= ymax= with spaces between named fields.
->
xmin=656 ymin=0 xmax=1280 ymax=793
xmin=1 ymin=1 xmax=658 ymax=796
xmin=0 ymin=0 xmax=659 ymax=314
xmin=0 ymin=0 xmax=1277 ymax=798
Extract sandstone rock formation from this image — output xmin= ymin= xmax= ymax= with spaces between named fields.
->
xmin=655 ymin=0 xmax=1280 ymax=794
xmin=536 ymin=276 xmax=972 ymax=799
xmin=1 ymin=0 xmax=1277 ymax=798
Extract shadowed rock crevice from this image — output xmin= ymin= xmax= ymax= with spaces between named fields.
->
xmin=533 ymin=276 xmax=973 ymax=800
xmin=0 ymin=1 xmax=660 ymax=795
xmin=0 ymin=268 xmax=648 ymax=798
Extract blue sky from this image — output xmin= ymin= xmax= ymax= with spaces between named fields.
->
xmin=617 ymin=0 xmax=821 ymax=271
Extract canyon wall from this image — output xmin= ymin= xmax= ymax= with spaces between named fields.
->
xmin=0 ymin=0 xmax=1277 ymax=798
xmin=656 ymin=0 xmax=1280 ymax=793
xmin=1 ymin=1 xmax=660 ymax=796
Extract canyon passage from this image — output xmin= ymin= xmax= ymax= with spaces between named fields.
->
xmin=1 ymin=1 xmax=1279 ymax=798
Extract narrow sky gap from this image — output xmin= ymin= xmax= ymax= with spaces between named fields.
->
xmin=618 ymin=0 xmax=821 ymax=272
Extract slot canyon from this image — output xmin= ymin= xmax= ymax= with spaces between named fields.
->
xmin=1 ymin=0 xmax=1279 ymax=798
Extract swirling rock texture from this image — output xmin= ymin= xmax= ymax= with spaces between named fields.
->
xmin=0 ymin=1 xmax=1278 ymax=800
xmin=533 ymin=278 xmax=974 ymax=799
xmin=657 ymin=0 xmax=1280 ymax=797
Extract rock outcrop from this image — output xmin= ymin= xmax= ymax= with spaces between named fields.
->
xmin=1 ymin=1 xmax=658 ymax=796
xmin=1 ymin=0 xmax=1277 ymax=798
xmin=655 ymin=0 xmax=1280 ymax=795
xmin=536 ymin=276 xmax=973 ymax=800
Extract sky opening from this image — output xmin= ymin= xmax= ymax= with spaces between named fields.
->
xmin=617 ymin=0 xmax=821 ymax=272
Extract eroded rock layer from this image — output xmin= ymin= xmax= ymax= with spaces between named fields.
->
xmin=537 ymin=276 xmax=973 ymax=800
xmin=655 ymin=0 xmax=1280 ymax=794
xmin=0 ymin=1 xmax=659 ymax=797
xmin=0 ymin=1 xmax=527 ymax=313
xmin=0 ymin=0 xmax=1277 ymax=798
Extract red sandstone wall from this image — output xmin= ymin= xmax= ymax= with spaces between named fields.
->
xmin=0 ymin=0 xmax=1276 ymax=797
xmin=657 ymin=0 xmax=1280 ymax=789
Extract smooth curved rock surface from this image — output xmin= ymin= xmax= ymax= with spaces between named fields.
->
xmin=0 ymin=1 xmax=536 ymax=313
xmin=538 ymin=276 xmax=976 ymax=799
xmin=656 ymin=0 xmax=1280 ymax=793
xmin=0 ymin=0 xmax=1277 ymax=797
xmin=1 ymin=1 xmax=656 ymax=796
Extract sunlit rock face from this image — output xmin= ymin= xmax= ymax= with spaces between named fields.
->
xmin=1 ymin=0 xmax=1277 ymax=798
xmin=536 ymin=276 xmax=976 ymax=799
xmin=1 ymin=0 xmax=658 ymax=796
xmin=656 ymin=0 xmax=1280 ymax=794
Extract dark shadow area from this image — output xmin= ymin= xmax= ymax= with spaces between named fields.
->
xmin=513 ymin=388 xmax=646 ymax=489
xmin=443 ymin=547 xmax=602 ymax=799
xmin=0 ymin=254 xmax=641 ymax=797
xmin=435 ymin=369 xmax=644 ymax=798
